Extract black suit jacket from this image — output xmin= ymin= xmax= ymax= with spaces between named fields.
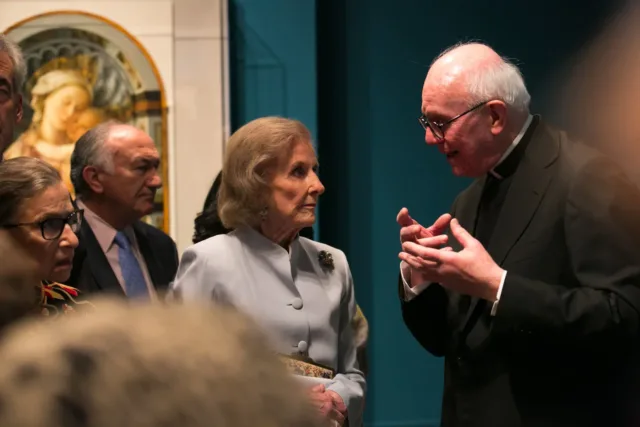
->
xmin=65 ymin=220 xmax=179 ymax=297
xmin=402 ymin=117 xmax=640 ymax=427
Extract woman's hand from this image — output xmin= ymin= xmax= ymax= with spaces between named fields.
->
xmin=308 ymin=384 xmax=347 ymax=425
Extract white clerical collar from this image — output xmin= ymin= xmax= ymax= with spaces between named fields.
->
xmin=489 ymin=114 xmax=533 ymax=179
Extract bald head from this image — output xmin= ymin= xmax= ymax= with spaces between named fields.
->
xmin=426 ymin=43 xmax=502 ymax=89
xmin=423 ymin=42 xmax=530 ymax=113
xmin=419 ymin=42 xmax=531 ymax=177
xmin=103 ymin=123 xmax=154 ymax=156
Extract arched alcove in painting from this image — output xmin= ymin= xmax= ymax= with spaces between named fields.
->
xmin=4 ymin=11 xmax=169 ymax=232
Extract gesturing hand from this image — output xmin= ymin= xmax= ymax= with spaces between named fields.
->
xmin=400 ymin=218 xmax=504 ymax=301
xmin=397 ymin=207 xmax=452 ymax=287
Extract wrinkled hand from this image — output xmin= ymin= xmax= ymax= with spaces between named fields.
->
xmin=400 ymin=218 xmax=504 ymax=301
xmin=308 ymin=384 xmax=347 ymax=426
xmin=397 ymin=208 xmax=452 ymax=287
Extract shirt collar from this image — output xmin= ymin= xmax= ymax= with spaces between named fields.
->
xmin=76 ymin=199 xmax=135 ymax=252
xmin=489 ymin=114 xmax=533 ymax=180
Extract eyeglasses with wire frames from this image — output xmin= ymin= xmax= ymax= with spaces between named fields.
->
xmin=1 ymin=209 xmax=84 ymax=241
xmin=418 ymin=100 xmax=490 ymax=140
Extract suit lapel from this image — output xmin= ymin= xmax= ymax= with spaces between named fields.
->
xmin=461 ymin=120 xmax=560 ymax=334
xmin=79 ymin=222 xmax=124 ymax=295
xmin=134 ymin=222 xmax=163 ymax=290
xmin=487 ymin=123 xmax=559 ymax=265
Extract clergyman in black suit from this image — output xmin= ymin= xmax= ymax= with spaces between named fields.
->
xmin=398 ymin=42 xmax=640 ymax=427
xmin=65 ymin=121 xmax=178 ymax=299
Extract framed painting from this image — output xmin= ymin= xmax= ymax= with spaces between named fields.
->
xmin=3 ymin=11 xmax=169 ymax=232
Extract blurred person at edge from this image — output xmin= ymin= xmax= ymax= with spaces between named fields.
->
xmin=557 ymin=2 xmax=640 ymax=184
xmin=0 ymin=34 xmax=25 ymax=158
xmin=0 ymin=299 xmax=325 ymax=427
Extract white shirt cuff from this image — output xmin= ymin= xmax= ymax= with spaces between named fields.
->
xmin=400 ymin=261 xmax=430 ymax=301
xmin=490 ymin=270 xmax=508 ymax=316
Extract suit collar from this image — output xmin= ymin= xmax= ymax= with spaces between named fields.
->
xmin=455 ymin=116 xmax=557 ymax=241
xmin=132 ymin=221 xmax=166 ymax=288
xmin=73 ymin=216 xmax=165 ymax=294
xmin=460 ymin=117 xmax=559 ymax=337
xmin=489 ymin=114 xmax=534 ymax=180
xmin=77 ymin=200 xmax=137 ymax=253
xmin=487 ymin=117 xmax=559 ymax=265
xmin=75 ymin=221 xmax=123 ymax=294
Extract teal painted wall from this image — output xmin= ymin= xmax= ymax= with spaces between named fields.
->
xmin=228 ymin=0 xmax=623 ymax=425
xmin=229 ymin=0 xmax=317 ymax=138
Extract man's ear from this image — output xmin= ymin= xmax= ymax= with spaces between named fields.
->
xmin=487 ymin=100 xmax=507 ymax=136
xmin=15 ymin=94 xmax=23 ymax=123
xmin=82 ymin=166 xmax=104 ymax=194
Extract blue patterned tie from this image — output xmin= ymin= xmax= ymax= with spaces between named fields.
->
xmin=114 ymin=231 xmax=150 ymax=300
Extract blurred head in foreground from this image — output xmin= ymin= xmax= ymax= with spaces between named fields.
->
xmin=0 ymin=228 xmax=40 ymax=330
xmin=558 ymin=1 xmax=640 ymax=180
xmin=0 ymin=300 xmax=322 ymax=427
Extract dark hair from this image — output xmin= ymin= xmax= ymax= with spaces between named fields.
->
xmin=70 ymin=120 xmax=121 ymax=198
xmin=193 ymin=172 xmax=229 ymax=243
xmin=193 ymin=171 xmax=313 ymax=243
xmin=0 ymin=157 xmax=62 ymax=225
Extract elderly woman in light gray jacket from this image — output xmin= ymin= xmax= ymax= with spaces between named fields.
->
xmin=170 ymin=117 xmax=365 ymax=426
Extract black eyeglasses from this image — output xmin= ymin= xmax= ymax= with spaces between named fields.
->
xmin=2 ymin=210 xmax=84 ymax=240
xmin=418 ymin=100 xmax=489 ymax=140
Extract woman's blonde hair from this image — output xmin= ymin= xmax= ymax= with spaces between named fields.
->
xmin=218 ymin=116 xmax=313 ymax=229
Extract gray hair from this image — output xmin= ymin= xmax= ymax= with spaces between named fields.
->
xmin=434 ymin=42 xmax=531 ymax=113
xmin=0 ymin=157 xmax=62 ymax=225
xmin=0 ymin=299 xmax=322 ymax=427
xmin=70 ymin=120 xmax=120 ymax=198
xmin=0 ymin=34 xmax=26 ymax=92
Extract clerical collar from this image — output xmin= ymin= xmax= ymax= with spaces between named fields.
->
xmin=489 ymin=114 xmax=534 ymax=180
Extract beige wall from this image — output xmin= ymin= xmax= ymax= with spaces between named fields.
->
xmin=0 ymin=0 xmax=229 ymax=254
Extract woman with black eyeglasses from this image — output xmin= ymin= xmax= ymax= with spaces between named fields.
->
xmin=0 ymin=157 xmax=92 ymax=317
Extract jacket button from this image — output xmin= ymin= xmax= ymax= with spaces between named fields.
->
xmin=297 ymin=340 xmax=308 ymax=353
xmin=291 ymin=298 xmax=303 ymax=310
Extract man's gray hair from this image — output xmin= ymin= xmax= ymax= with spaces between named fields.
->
xmin=0 ymin=34 xmax=26 ymax=92
xmin=434 ymin=42 xmax=531 ymax=113
xmin=70 ymin=121 xmax=120 ymax=198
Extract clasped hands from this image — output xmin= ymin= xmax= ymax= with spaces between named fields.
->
xmin=397 ymin=207 xmax=503 ymax=301
xmin=308 ymin=384 xmax=347 ymax=426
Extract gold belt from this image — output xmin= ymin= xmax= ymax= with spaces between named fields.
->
xmin=279 ymin=354 xmax=335 ymax=379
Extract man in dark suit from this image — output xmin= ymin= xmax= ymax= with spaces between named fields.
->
xmin=0 ymin=34 xmax=24 ymax=158
xmin=66 ymin=121 xmax=178 ymax=298
xmin=398 ymin=42 xmax=640 ymax=427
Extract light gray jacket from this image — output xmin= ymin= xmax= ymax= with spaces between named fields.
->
xmin=170 ymin=226 xmax=365 ymax=425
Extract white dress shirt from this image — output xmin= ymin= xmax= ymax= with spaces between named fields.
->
xmin=401 ymin=114 xmax=534 ymax=316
